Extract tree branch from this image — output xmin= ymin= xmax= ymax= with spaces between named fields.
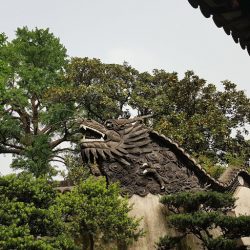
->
xmin=50 ymin=137 xmax=67 ymax=149
xmin=31 ymin=95 xmax=40 ymax=135
xmin=14 ymin=107 xmax=31 ymax=134
xmin=40 ymin=125 xmax=53 ymax=135
xmin=53 ymin=148 xmax=76 ymax=153
xmin=52 ymin=155 xmax=66 ymax=161
xmin=2 ymin=142 xmax=24 ymax=150
xmin=50 ymin=121 xmax=73 ymax=149
xmin=49 ymin=159 xmax=66 ymax=165
xmin=0 ymin=147 xmax=22 ymax=154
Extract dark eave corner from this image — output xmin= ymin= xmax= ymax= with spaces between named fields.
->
xmin=188 ymin=0 xmax=250 ymax=55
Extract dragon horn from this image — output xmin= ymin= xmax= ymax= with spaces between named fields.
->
xmin=135 ymin=114 xmax=153 ymax=120
xmin=123 ymin=114 xmax=153 ymax=124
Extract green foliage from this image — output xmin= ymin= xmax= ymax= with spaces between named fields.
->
xmin=65 ymin=63 xmax=250 ymax=175
xmin=57 ymin=176 xmax=143 ymax=249
xmin=63 ymin=57 xmax=138 ymax=121
xmin=1 ymin=28 xmax=250 ymax=178
xmin=169 ymin=211 xmax=219 ymax=232
xmin=45 ymin=57 xmax=133 ymax=120
xmin=0 ymin=27 xmax=69 ymax=177
xmin=1 ymin=26 xmax=250 ymax=250
xmin=130 ymin=70 xmax=250 ymax=172
xmin=204 ymin=236 xmax=236 ymax=250
xmin=0 ymin=173 xmax=78 ymax=250
xmin=161 ymin=191 xmax=235 ymax=213
xmin=224 ymin=152 xmax=246 ymax=168
xmin=216 ymin=214 xmax=250 ymax=238
xmin=63 ymin=155 xmax=90 ymax=185
xmin=0 ymin=173 xmax=141 ymax=249
xmin=0 ymin=173 xmax=56 ymax=206
xmin=156 ymin=235 xmax=184 ymax=250
xmin=62 ymin=61 xmax=250 ymax=177
xmin=195 ymin=155 xmax=225 ymax=179
xmin=159 ymin=191 xmax=250 ymax=250
xmin=0 ymin=33 xmax=9 ymax=83
xmin=11 ymin=134 xmax=54 ymax=177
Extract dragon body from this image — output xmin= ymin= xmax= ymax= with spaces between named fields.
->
xmin=79 ymin=117 xmax=250 ymax=197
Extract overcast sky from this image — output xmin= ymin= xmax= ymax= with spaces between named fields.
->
xmin=1 ymin=0 xmax=250 ymax=175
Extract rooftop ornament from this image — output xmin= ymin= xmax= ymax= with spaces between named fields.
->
xmin=188 ymin=0 xmax=250 ymax=55
xmin=79 ymin=117 xmax=250 ymax=197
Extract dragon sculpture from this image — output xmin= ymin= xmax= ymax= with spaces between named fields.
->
xmin=79 ymin=117 xmax=250 ymax=197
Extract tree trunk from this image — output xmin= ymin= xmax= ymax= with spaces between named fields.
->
xmin=89 ymin=234 xmax=94 ymax=250
xmin=117 ymin=240 xmax=128 ymax=250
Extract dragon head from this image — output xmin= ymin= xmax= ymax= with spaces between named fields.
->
xmin=79 ymin=117 xmax=151 ymax=166
xmin=78 ymin=117 xmax=203 ymax=196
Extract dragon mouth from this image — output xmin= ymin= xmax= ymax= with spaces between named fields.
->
xmin=80 ymin=125 xmax=106 ymax=142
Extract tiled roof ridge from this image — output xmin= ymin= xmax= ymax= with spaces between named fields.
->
xmin=151 ymin=130 xmax=249 ymax=191
xmin=188 ymin=0 xmax=250 ymax=55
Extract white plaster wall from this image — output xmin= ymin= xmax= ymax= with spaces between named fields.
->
xmin=128 ymin=194 xmax=172 ymax=250
xmin=234 ymin=186 xmax=250 ymax=246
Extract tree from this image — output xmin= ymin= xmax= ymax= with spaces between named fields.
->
xmin=38 ymin=64 xmax=250 ymax=177
xmin=0 ymin=33 xmax=9 ymax=85
xmin=1 ymin=28 xmax=250 ymax=177
xmin=57 ymin=176 xmax=143 ymax=250
xmin=61 ymin=155 xmax=90 ymax=185
xmin=0 ymin=31 xmax=140 ymax=175
xmin=62 ymin=57 xmax=138 ymax=121
xmin=0 ymin=173 xmax=78 ymax=250
xmin=157 ymin=191 xmax=250 ymax=250
xmin=129 ymin=70 xmax=250 ymax=175
xmin=0 ymin=27 xmax=81 ymax=176
xmin=0 ymin=173 xmax=142 ymax=250
xmin=56 ymin=60 xmax=250 ymax=174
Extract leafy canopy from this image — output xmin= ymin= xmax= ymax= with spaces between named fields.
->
xmin=0 ymin=27 xmax=71 ymax=176
xmin=0 ymin=173 xmax=141 ymax=250
xmin=57 ymin=176 xmax=143 ymax=250
xmin=53 ymin=60 xmax=250 ymax=177
xmin=0 ymin=173 xmax=77 ymax=250
xmin=1 ymin=27 xmax=250 ymax=178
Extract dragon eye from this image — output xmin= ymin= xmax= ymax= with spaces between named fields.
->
xmin=106 ymin=122 xmax=113 ymax=128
